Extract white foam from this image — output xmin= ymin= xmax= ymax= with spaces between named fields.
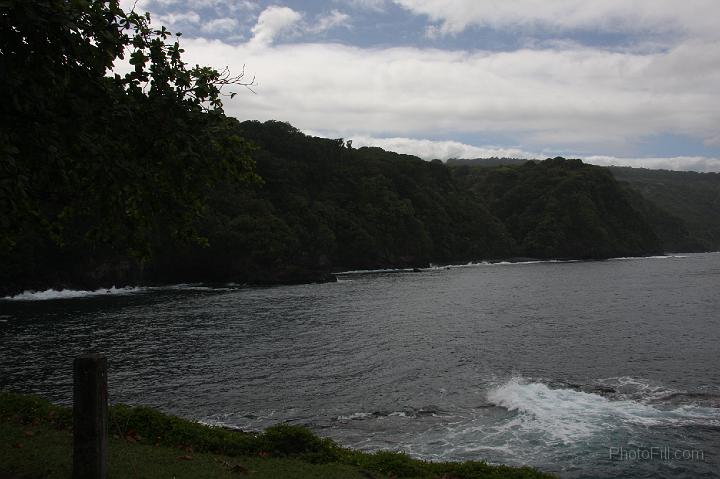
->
xmin=2 ymin=286 xmax=145 ymax=301
xmin=607 ymin=255 xmax=688 ymax=261
xmin=338 ymin=412 xmax=374 ymax=420
xmin=0 ymin=283 xmax=244 ymax=301
xmin=487 ymin=377 xmax=720 ymax=444
xmin=388 ymin=411 xmax=409 ymax=417
xmin=335 ymin=267 xmax=415 ymax=275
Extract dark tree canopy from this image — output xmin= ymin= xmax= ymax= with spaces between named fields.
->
xmin=0 ymin=0 xmax=256 ymax=258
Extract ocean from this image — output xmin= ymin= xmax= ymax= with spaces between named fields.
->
xmin=2 ymin=253 xmax=719 ymax=478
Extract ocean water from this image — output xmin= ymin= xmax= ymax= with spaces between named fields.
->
xmin=2 ymin=253 xmax=720 ymax=478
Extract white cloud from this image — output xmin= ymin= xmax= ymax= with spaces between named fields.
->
xmin=309 ymin=10 xmax=351 ymax=34
xmin=201 ymin=17 xmax=239 ymax=34
xmin=176 ymin=37 xmax=720 ymax=156
xmin=248 ymin=6 xmax=303 ymax=47
xmin=393 ymin=0 xmax=720 ymax=39
xmin=123 ymin=1 xmax=720 ymax=169
xmin=310 ymin=133 xmax=720 ymax=172
xmin=154 ymin=11 xmax=201 ymax=28
xmin=345 ymin=135 xmax=537 ymax=160
xmin=119 ymin=0 xmax=151 ymax=13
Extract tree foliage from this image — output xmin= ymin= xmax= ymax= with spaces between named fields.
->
xmin=610 ymin=167 xmax=720 ymax=252
xmin=1 ymin=0 xmax=256 ymax=288
xmin=142 ymin=124 xmax=665 ymax=287
xmin=1 ymin=0 xmax=255 ymax=254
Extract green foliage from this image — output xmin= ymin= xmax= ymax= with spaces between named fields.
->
xmin=261 ymin=424 xmax=342 ymax=463
xmin=351 ymin=450 xmax=428 ymax=477
xmin=0 ymin=392 xmax=71 ymax=429
xmin=110 ymin=405 xmax=339 ymax=463
xmin=610 ymin=167 xmax=720 ymax=251
xmin=109 ymin=404 xmax=260 ymax=456
xmin=452 ymin=157 xmax=663 ymax=259
xmin=142 ymin=120 xmax=519 ymax=286
xmin=0 ymin=0 xmax=256 ymax=291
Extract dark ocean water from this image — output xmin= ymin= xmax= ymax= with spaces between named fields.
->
xmin=2 ymin=253 xmax=720 ymax=478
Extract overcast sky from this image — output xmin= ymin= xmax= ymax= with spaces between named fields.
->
xmin=121 ymin=0 xmax=720 ymax=172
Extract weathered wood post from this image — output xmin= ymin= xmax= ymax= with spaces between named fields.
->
xmin=73 ymin=354 xmax=108 ymax=479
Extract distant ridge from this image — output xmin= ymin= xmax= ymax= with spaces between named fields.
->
xmin=448 ymin=158 xmax=720 ymax=253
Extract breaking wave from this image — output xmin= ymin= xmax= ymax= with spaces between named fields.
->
xmin=486 ymin=377 xmax=720 ymax=444
xmin=1 ymin=283 xmax=238 ymax=301
xmin=1 ymin=286 xmax=145 ymax=301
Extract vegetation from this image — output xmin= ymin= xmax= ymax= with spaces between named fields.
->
xmin=0 ymin=392 xmax=554 ymax=478
xmin=142 ymin=126 xmax=672 ymax=287
xmin=610 ymin=167 xmax=720 ymax=252
xmin=449 ymin=158 xmax=662 ymax=259
xmin=1 ymin=1 xmax=711 ymax=297
xmin=445 ymin=159 xmax=720 ymax=255
xmin=1 ymin=0 xmax=256 ymax=293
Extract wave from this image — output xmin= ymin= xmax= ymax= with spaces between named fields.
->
xmin=335 ymin=267 xmax=416 ymax=275
xmin=486 ymin=377 xmax=720 ymax=444
xmin=1 ymin=283 xmax=240 ymax=301
xmin=341 ymin=255 xmax=692 ymax=275
xmin=608 ymin=254 xmax=688 ymax=261
xmin=1 ymin=286 xmax=146 ymax=301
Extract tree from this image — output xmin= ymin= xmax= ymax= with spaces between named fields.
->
xmin=0 ymin=0 xmax=257 ymax=260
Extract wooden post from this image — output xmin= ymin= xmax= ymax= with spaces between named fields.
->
xmin=73 ymin=354 xmax=108 ymax=479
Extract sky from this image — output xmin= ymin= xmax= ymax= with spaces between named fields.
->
xmin=120 ymin=0 xmax=720 ymax=172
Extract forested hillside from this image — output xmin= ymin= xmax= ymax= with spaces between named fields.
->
xmin=1 ymin=115 xmax=671 ymax=295
xmin=143 ymin=123 xmax=664 ymax=288
xmin=449 ymin=158 xmax=662 ymax=259
xmin=445 ymin=158 xmax=720 ymax=254
xmin=610 ymin=167 xmax=720 ymax=252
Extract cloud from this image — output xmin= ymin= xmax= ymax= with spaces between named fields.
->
xmin=119 ymin=0 xmax=151 ymax=13
xmin=177 ymin=37 xmax=720 ymax=156
xmin=310 ymin=133 xmax=720 ymax=172
xmin=154 ymin=11 xmax=201 ymax=28
xmin=122 ymin=1 xmax=720 ymax=168
xmin=248 ymin=6 xmax=303 ymax=47
xmin=344 ymin=135 xmax=537 ymax=160
xmin=309 ymin=10 xmax=351 ymax=34
xmin=392 ymin=0 xmax=720 ymax=39
xmin=201 ymin=17 xmax=239 ymax=34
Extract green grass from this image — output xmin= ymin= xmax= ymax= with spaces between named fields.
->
xmin=0 ymin=392 xmax=555 ymax=479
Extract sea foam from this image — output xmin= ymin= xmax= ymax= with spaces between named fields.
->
xmin=486 ymin=377 xmax=720 ymax=444
xmin=1 ymin=286 xmax=145 ymax=301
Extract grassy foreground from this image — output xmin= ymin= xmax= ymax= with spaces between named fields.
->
xmin=0 ymin=393 xmax=554 ymax=479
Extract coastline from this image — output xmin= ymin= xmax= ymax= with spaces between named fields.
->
xmin=2 ymin=252 xmax=704 ymax=301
